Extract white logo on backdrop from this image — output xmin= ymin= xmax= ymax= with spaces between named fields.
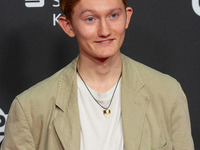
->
xmin=25 ymin=0 xmax=61 ymax=26
xmin=53 ymin=0 xmax=60 ymax=7
xmin=0 ymin=109 xmax=8 ymax=143
xmin=53 ymin=0 xmax=62 ymax=26
xmin=192 ymin=0 xmax=200 ymax=16
xmin=25 ymin=0 xmax=45 ymax=8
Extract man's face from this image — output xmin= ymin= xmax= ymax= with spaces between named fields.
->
xmin=68 ymin=0 xmax=132 ymax=59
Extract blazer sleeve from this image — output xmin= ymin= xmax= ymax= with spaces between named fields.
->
xmin=1 ymin=99 xmax=36 ymax=150
xmin=171 ymin=84 xmax=194 ymax=150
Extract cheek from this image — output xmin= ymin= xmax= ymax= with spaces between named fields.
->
xmin=113 ymin=24 xmax=126 ymax=39
xmin=74 ymin=23 xmax=96 ymax=40
xmin=111 ymin=19 xmax=126 ymax=36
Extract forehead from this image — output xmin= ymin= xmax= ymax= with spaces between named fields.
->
xmin=73 ymin=0 xmax=125 ymax=14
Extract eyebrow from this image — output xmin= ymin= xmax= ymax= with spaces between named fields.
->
xmin=79 ymin=7 xmax=123 ymax=17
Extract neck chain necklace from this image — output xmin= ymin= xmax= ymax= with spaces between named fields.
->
xmin=76 ymin=67 xmax=122 ymax=118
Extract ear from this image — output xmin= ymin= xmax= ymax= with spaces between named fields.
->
xmin=125 ymin=7 xmax=133 ymax=29
xmin=58 ymin=16 xmax=75 ymax=37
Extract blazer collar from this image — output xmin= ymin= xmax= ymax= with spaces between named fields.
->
xmin=54 ymin=57 xmax=81 ymax=150
xmin=121 ymin=54 xmax=150 ymax=150
xmin=53 ymin=54 xmax=150 ymax=150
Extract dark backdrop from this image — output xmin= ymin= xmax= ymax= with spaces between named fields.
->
xmin=0 ymin=0 xmax=200 ymax=148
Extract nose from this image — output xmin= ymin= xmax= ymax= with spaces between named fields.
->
xmin=98 ymin=19 xmax=111 ymax=37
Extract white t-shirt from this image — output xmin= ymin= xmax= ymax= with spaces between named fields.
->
xmin=77 ymin=76 xmax=124 ymax=150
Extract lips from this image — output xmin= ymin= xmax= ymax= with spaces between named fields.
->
xmin=99 ymin=40 xmax=112 ymax=43
xmin=95 ymin=39 xmax=114 ymax=43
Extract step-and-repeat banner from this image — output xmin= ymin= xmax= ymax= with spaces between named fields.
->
xmin=1 ymin=0 xmax=200 ymax=148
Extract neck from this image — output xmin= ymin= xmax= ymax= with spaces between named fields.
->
xmin=77 ymin=52 xmax=122 ymax=93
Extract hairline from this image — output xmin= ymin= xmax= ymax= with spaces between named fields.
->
xmin=64 ymin=0 xmax=127 ymax=21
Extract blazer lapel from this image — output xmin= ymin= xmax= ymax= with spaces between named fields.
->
xmin=121 ymin=54 xmax=150 ymax=150
xmin=54 ymin=103 xmax=80 ymax=150
xmin=52 ymin=55 xmax=150 ymax=150
xmin=54 ymin=58 xmax=81 ymax=150
xmin=121 ymin=84 xmax=149 ymax=150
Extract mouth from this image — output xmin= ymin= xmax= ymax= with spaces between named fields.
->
xmin=95 ymin=39 xmax=114 ymax=43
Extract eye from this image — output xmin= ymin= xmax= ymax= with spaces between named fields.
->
xmin=86 ymin=17 xmax=94 ymax=22
xmin=111 ymin=13 xmax=117 ymax=18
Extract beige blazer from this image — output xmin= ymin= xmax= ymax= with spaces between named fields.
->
xmin=1 ymin=54 xmax=194 ymax=150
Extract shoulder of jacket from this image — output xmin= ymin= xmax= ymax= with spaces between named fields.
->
xmin=122 ymin=54 xmax=180 ymax=92
xmin=15 ymin=57 xmax=78 ymax=104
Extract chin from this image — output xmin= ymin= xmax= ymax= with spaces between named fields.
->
xmin=98 ymin=48 xmax=120 ymax=57
xmin=94 ymin=53 xmax=120 ymax=61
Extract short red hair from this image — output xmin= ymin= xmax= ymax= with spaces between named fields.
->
xmin=60 ymin=0 xmax=127 ymax=21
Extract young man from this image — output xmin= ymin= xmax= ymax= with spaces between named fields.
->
xmin=1 ymin=0 xmax=194 ymax=149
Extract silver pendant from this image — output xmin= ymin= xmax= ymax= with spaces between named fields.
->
xmin=103 ymin=109 xmax=111 ymax=118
